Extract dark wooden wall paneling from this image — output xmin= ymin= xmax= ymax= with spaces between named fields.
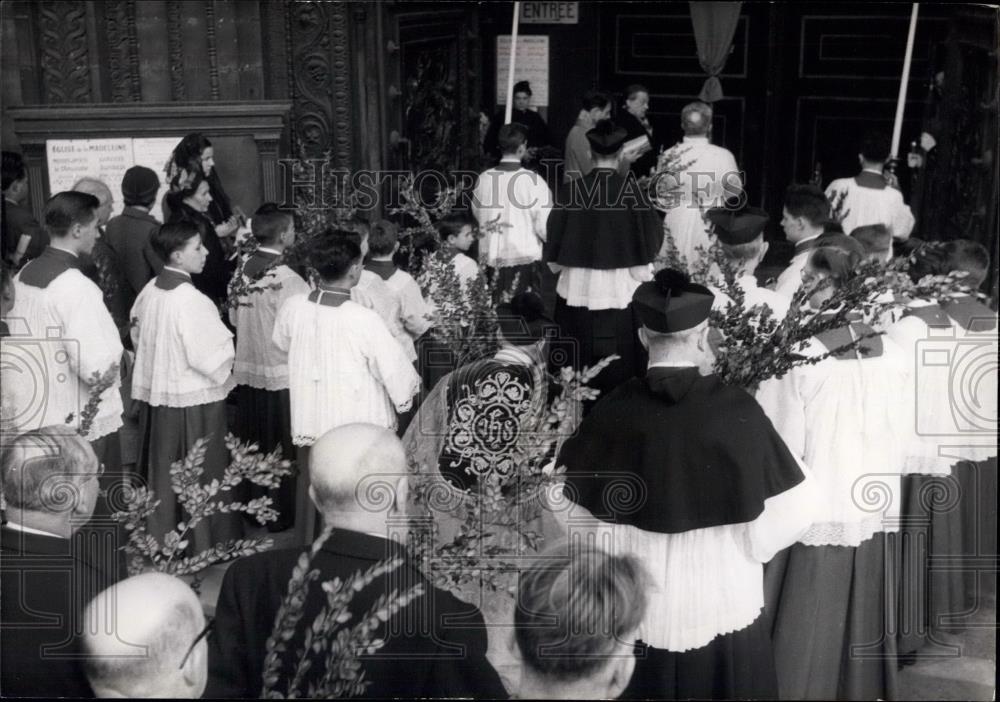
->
xmin=590 ymin=2 xmax=956 ymax=235
xmin=2 ymin=0 xmax=291 ymax=149
xmin=782 ymin=5 xmax=952 ymax=192
xmin=597 ymin=2 xmax=769 ymax=208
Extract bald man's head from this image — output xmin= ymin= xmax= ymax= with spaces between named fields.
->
xmin=83 ymin=573 xmax=207 ymax=698
xmin=309 ymin=423 xmax=407 ymax=515
xmin=72 ymin=177 xmax=114 ymax=226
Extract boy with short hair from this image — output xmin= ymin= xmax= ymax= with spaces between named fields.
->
xmin=131 ymin=221 xmax=242 ymax=553
xmin=273 ymin=234 xmax=421 ymax=444
xmin=849 ymin=223 xmax=893 ymax=263
xmin=364 ymin=220 xmax=432 ymax=345
xmin=434 ymin=211 xmax=480 ymax=287
xmin=337 ymin=221 xmax=416 ymax=361
xmin=228 ymin=204 xmax=309 ymax=531
xmin=773 ymin=184 xmax=831 ymax=299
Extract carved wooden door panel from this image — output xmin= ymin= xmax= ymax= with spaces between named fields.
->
xmin=383 ymin=3 xmax=481 ymax=176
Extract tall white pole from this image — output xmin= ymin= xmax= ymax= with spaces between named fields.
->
xmin=504 ymin=1 xmax=521 ymax=124
xmin=891 ymin=4 xmax=920 ymax=159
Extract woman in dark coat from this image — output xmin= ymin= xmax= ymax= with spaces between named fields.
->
xmin=166 ymin=133 xmax=242 ymax=232
xmin=165 ymin=172 xmax=235 ymax=307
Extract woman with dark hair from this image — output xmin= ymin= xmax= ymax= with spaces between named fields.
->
xmin=165 ymin=171 xmax=234 ymax=307
xmin=167 ymin=133 xmax=241 ymax=234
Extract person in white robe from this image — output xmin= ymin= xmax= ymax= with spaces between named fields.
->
xmin=773 ymin=184 xmax=830 ymax=299
xmin=659 ymin=102 xmax=742 ymax=270
xmin=273 ymin=234 xmax=420 ymax=446
xmin=471 ymin=123 xmax=552 ymax=295
xmin=887 ymin=240 xmax=998 ymax=656
xmin=825 ymin=131 xmax=915 ymax=241
xmin=363 ymin=220 xmax=433 ymax=347
xmin=332 ymin=224 xmax=416 ymax=362
xmin=228 ymin=205 xmax=309 ymax=532
xmin=3 ymin=191 xmax=125 ymax=529
xmin=3 ymin=192 xmax=124 ymax=447
xmin=131 ymin=220 xmax=242 ymax=553
xmin=704 ymin=205 xmax=790 ymax=321
xmin=756 ymin=246 xmax=913 ymax=700
xmin=549 ymin=269 xmax=818 ymax=700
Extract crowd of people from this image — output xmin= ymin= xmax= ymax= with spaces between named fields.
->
xmin=0 ymin=87 xmax=995 ymax=702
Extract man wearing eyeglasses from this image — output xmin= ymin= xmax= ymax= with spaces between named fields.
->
xmin=0 ymin=425 xmax=119 ymax=698
xmin=82 ymin=572 xmax=210 ymax=698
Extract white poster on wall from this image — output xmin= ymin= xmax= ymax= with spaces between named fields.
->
xmin=496 ymin=35 xmax=550 ymax=107
xmin=46 ymin=136 xmax=182 ymax=224
xmin=46 ymin=139 xmax=134 ymax=218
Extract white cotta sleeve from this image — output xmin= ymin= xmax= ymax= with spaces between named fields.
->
xmin=755 ymin=372 xmax=807 ymax=462
xmin=891 ymin=194 xmax=915 ymax=241
xmin=272 ymin=297 xmax=296 ymax=353
xmin=181 ymin=291 xmax=234 ymax=384
xmin=276 ymin=271 xmax=311 ymax=310
xmin=717 ymin=150 xmax=742 ymax=202
xmin=128 ymin=287 xmax=149 ymax=355
xmin=366 ymin=314 xmax=421 ymax=412
xmin=63 ymin=279 xmax=124 ymax=385
xmin=399 ymin=277 xmax=433 ymax=338
xmin=531 ymin=174 xmax=553 ymax=243
xmin=742 ymin=456 xmax=819 ymax=563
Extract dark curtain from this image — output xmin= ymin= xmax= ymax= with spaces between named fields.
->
xmin=689 ymin=1 xmax=742 ymax=103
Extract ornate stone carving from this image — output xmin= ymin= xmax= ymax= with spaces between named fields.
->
xmin=327 ymin=1 xmax=353 ymax=170
xmin=39 ymin=0 xmax=92 ymax=103
xmin=288 ymin=2 xmax=333 ymax=161
xmin=402 ymin=42 xmax=461 ymax=173
xmin=104 ymin=0 xmax=140 ymax=102
xmin=167 ymin=0 xmax=186 ymax=100
xmin=205 ymin=0 xmax=220 ymax=100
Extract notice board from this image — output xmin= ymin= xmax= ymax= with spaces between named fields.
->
xmin=9 ymin=102 xmax=291 ymax=223
xmin=46 ymin=137 xmax=179 ymax=223
xmin=496 ymin=35 xmax=550 ymax=107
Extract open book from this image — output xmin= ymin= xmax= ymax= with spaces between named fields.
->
xmin=622 ymin=134 xmax=651 ymax=160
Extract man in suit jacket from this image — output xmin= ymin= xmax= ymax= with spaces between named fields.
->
xmin=103 ymin=165 xmax=165 ymax=315
xmin=207 ymin=423 xmax=508 ymax=699
xmin=0 ymin=425 xmax=121 ymax=698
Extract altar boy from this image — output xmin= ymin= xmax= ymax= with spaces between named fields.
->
xmin=228 ymin=204 xmax=309 ymax=531
xmin=756 ymin=246 xmax=912 ymax=700
xmin=273 ymin=233 xmax=421 ymax=445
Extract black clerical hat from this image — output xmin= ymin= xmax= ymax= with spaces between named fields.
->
xmin=496 ymin=292 xmax=555 ymax=345
xmin=586 ymin=119 xmax=628 ymax=155
xmin=706 ymin=206 xmax=769 ymax=245
xmin=633 ymin=269 xmax=714 ymax=333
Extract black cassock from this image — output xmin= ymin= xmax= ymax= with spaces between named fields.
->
xmin=559 ymin=366 xmax=805 ymax=700
xmin=484 ymin=106 xmax=552 ymax=160
xmin=545 ymin=168 xmax=663 ymax=398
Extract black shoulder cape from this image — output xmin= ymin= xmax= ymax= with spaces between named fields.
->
xmin=559 ymin=366 xmax=805 ymax=533
xmin=545 ymin=169 xmax=663 ymax=270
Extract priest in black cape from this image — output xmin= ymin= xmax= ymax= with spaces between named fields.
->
xmin=483 ymin=81 xmax=552 ymax=162
xmin=544 ymin=119 xmax=663 ymax=399
xmin=552 ymin=269 xmax=818 ymax=700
